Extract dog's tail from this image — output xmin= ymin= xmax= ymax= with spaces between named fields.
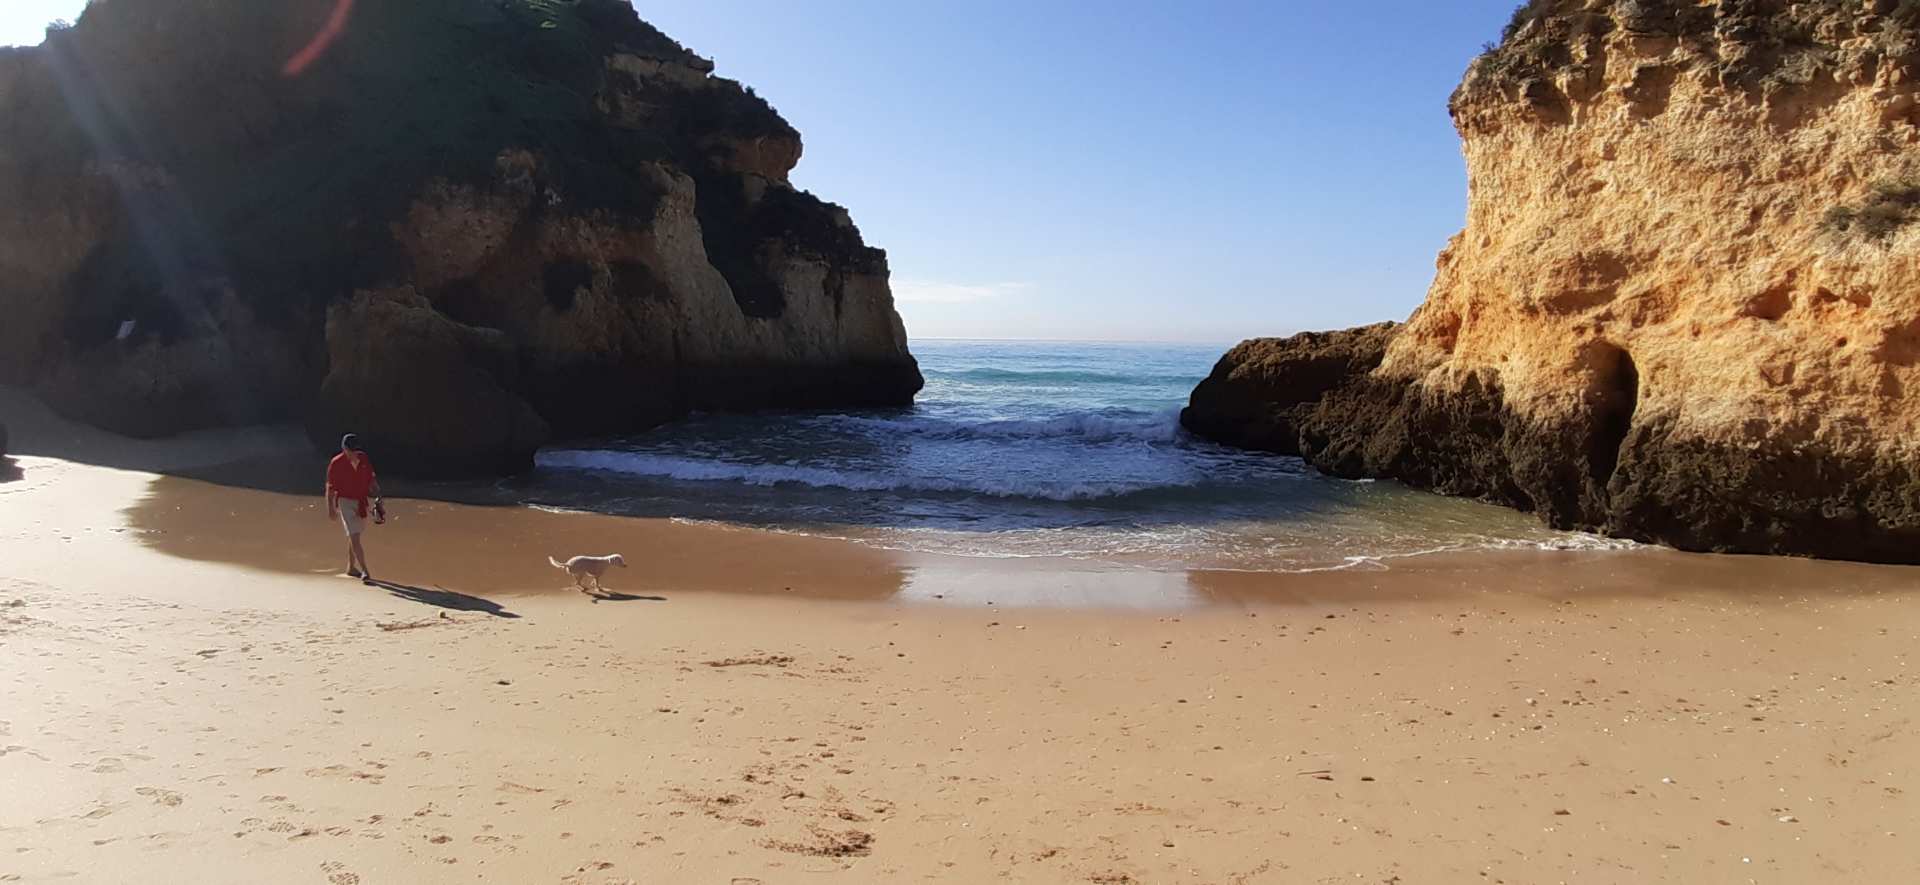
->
xmin=548 ymin=556 xmax=567 ymax=570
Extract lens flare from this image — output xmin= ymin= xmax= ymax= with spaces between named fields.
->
xmin=282 ymin=0 xmax=355 ymax=76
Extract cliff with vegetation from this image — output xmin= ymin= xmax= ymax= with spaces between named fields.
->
xmin=0 ymin=0 xmax=920 ymax=475
xmin=1186 ymin=0 xmax=1920 ymax=563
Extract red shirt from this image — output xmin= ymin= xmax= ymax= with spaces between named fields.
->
xmin=327 ymin=452 xmax=377 ymax=515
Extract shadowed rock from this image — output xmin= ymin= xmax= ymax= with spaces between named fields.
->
xmin=0 ymin=0 xmax=920 ymax=474
xmin=1181 ymin=323 xmax=1397 ymax=456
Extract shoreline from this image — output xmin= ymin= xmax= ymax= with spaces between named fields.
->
xmin=20 ymin=382 xmax=1911 ymax=611
xmin=127 ymin=451 xmax=1920 ymax=612
xmin=4 ymin=394 xmax=1919 ymax=882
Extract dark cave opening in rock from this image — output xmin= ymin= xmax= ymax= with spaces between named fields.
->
xmin=542 ymin=260 xmax=593 ymax=313
xmin=1589 ymin=342 xmax=1639 ymax=487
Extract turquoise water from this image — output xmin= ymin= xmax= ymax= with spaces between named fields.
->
xmin=525 ymin=339 xmax=1625 ymax=571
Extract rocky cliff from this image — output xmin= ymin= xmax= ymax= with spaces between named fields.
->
xmin=0 ymin=0 xmax=920 ymax=475
xmin=1186 ymin=0 xmax=1920 ymax=563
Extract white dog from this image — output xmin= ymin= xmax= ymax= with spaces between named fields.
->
xmin=549 ymin=554 xmax=627 ymax=594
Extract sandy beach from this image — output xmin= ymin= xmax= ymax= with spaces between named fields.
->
xmin=12 ymin=1 xmax=1920 ymax=882
xmin=2 ymin=395 xmax=1918 ymax=884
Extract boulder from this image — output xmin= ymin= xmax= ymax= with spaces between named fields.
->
xmin=1181 ymin=323 xmax=1397 ymax=456
xmin=33 ymin=281 xmax=306 ymax=438
xmin=310 ymin=288 xmax=549 ymax=478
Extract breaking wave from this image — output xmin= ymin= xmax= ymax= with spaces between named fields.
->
xmin=810 ymin=408 xmax=1186 ymax=445
xmin=535 ymin=447 xmax=1207 ymax=501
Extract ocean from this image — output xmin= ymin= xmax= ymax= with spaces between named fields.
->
xmin=516 ymin=339 xmax=1629 ymax=572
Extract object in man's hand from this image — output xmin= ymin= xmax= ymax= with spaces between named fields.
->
xmin=373 ymin=498 xmax=387 ymax=525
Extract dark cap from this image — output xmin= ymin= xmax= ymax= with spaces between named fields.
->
xmin=340 ymin=433 xmax=359 ymax=451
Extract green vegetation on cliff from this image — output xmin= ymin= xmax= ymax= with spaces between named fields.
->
xmin=1822 ymin=178 xmax=1920 ymax=241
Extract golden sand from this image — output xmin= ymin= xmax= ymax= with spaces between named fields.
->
xmin=2 ymin=394 xmax=1917 ymax=883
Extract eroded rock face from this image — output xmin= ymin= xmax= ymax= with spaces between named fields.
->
xmin=1185 ymin=1 xmax=1920 ymax=563
xmin=0 ymin=0 xmax=920 ymax=472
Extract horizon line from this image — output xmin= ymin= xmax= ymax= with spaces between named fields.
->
xmin=909 ymin=334 xmax=1287 ymax=347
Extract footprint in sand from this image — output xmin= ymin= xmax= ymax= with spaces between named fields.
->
xmin=762 ymin=825 xmax=874 ymax=858
xmin=304 ymin=764 xmax=385 ymax=784
xmin=559 ymin=861 xmax=617 ymax=884
xmin=706 ymin=654 xmax=795 ymax=668
xmin=134 ymin=787 xmax=184 ymax=807
xmin=319 ymin=861 xmax=359 ymax=885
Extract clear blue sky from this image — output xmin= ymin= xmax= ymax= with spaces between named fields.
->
xmin=5 ymin=1 xmax=1522 ymax=343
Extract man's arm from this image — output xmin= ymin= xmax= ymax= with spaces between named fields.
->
xmin=325 ymin=475 xmax=339 ymax=519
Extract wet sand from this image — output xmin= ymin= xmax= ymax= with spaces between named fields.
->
xmin=121 ymin=452 xmax=1920 ymax=612
xmin=3 ymin=395 xmax=1918 ymax=882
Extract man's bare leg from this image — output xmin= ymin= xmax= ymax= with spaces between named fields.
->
xmin=344 ymin=536 xmax=360 ymax=577
xmin=351 ymin=534 xmax=372 ymax=582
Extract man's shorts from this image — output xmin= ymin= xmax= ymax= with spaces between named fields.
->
xmin=340 ymin=507 xmax=366 ymax=537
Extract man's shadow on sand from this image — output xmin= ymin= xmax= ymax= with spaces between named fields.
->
xmin=367 ymin=581 xmax=666 ymax=615
xmin=0 ymin=457 xmax=22 ymax=484
xmin=369 ymin=580 xmax=522 ymax=618
xmin=584 ymin=591 xmax=667 ymax=604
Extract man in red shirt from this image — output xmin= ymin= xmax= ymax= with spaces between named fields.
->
xmin=325 ymin=433 xmax=381 ymax=584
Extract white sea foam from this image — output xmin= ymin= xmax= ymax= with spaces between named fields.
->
xmin=1484 ymin=533 xmax=1642 ymax=552
xmin=523 ymin=503 xmax=589 ymax=515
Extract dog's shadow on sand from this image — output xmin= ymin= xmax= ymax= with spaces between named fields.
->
xmin=371 ymin=580 xmax=521 ymax=618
